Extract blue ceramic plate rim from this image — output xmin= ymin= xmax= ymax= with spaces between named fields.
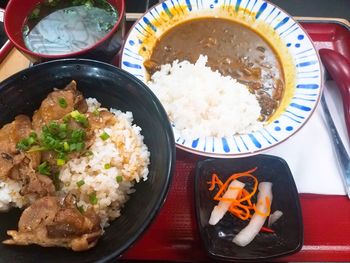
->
xmin=194 ymin=155 xmax=303 ymax=261
xmin=121 ymin=0 xmax=323 ymax=158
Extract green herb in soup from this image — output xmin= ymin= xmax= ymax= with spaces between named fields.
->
xmin=22 ymin=0 xmax=118 ymax=55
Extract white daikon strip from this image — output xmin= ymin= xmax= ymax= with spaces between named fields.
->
xmin=208 ymin=180 xmax=245 ymax=225
xmin=232 ymin=182 xmax=273 ymax=247
xmin=268 ymin=210 xmax=283 ymax=227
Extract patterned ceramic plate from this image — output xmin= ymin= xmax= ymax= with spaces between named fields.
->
xmin=121 ymin=0 xmax=322 ymax=157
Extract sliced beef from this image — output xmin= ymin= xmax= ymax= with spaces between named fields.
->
xmin=32 ymin=81 xmax=88 ymax=133
xmin=0 ymin=115 xmax=32 ymax=154
xmin=87 ymin=110 xmax=116 ymax=131
xmin=0 ymin=115 xmax=41 ymax=180
xmin=3 ymin=195 xmax=102 ymax=251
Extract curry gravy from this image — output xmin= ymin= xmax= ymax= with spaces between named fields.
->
xmin=144 ymin=18 xmax=284 ymax=120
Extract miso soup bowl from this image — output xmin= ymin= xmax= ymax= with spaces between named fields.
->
xmin=121 ymin=0 xmax=323 ymax=158
xmin=4 ymin=0 xmax=125 ymax=63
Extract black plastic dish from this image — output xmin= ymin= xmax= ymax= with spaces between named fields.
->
xmin=195 ymin=155 xmax=303 ymax=261
xmin=0 ymin=59 xmax=175 ymax=263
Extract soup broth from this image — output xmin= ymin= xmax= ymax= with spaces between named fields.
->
xmin=144 ymin=18 xmax=284 ymax=120
xmin=23 ymin=0 xmax=118 ymax=55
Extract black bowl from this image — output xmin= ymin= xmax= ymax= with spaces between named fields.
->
xmin=0 ymin=59 xmax=175 ymax=263
xmin=195 ymin=155 xmax=303 ymax=261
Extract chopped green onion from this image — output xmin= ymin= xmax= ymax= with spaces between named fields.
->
xmin=17 ymin=133 xmax=37 ymax=151
xmin=59 ymin=123 xmax=68 ymax=132
xmin=104 ymin=163 xmax=111 ymax=169
xmin=48 ymin=121 xmax=59 ymax=132
xmin=29 ymin=132 xmax=37 ymax=139
xmin=58 ymin=131 xmax=67 ymax=139
xmin=63 ymin=115 xmax=70 ymax=123
xmin=38 ymin=162 xmax=50 ymax=176
xmin=63 ymin=142 xmax=70 ymax=151
xmin=116 ymin=175 xmax=123 ymax=183
xmin=100 ymin=131 xmax=110 ymax=141
xmin=76 ymin=179 xmax=85 ymax=187
xmin=89 ymin=192 xmax=98 ymax=205
xmin=83 ymin=150 xmax=93 ymax=156
xmin=70 ymin=110 xmax=80 ymax=118
xmin=57 ymin=159 xmax=66 ymax=166
xmin=77 ymin=205 xmax=85 ymax=213
xmin=57 ymin=152 xmax=67 ymax=160
xmin=93 ymin=108 xmax=100 ymax=116
xmin=75 ymin=142 xmax=84 ymax=151
xmin=16 ymin=140 xmax=30 ymax=151
xmin=70 ymin=143 xmax=77 ymax=151
xmin=70 ymin=110 xmax=88 ymax=127
xmin=58 ymin=97 xmax=68 ymax=108
xmin=27 ymin=146 xmax=47 ymax=153
xmin=71 ymin=129 xmax=86 ymax=142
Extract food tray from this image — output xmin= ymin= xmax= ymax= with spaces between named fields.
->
xmin=119 ymin=21 xmax=350 ymax=262
xmin=0 ymin=8 xmax=13 ymax=64
xmin=0 ymin=18 xmax=349 ymax=262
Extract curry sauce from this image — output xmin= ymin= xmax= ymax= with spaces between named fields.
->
xmin=144 ymin=18 xmax=284 ymax=120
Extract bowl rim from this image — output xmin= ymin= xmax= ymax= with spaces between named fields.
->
xmin=0 ymin=58 xmax=176 ymax=263
xmin=194 ymin=154 xmax=304 ymax=261
xmin=120 ymin=0 xmax=324 ymax=158
xmin=3 ymin=0 xmax=125 ymax=59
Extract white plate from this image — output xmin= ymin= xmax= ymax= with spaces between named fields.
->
xmin=121 ymin=0 xmax=322 ymax=157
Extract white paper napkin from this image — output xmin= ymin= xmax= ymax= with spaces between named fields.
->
xmin=266 ymin=81 xmax=349 ymax=195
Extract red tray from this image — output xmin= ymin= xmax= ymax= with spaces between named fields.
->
xmin=121 ymin=22 xmax=350 ymax=262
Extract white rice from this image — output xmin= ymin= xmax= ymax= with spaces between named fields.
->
xmin=147 ymin=55 xmax=262 ymax=139
xmin=0 ymin=179 xmax=29 ymax=211
xmin=60 ymin=101 xmax=150 ymax=227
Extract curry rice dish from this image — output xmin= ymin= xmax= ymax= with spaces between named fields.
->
xmin=144 ymin=17 xmax=284 ymax=121
xmin=0 ymin=81 xmax=150 ymax=251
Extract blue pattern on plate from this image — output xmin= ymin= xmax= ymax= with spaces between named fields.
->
xmin=122 ymin=61 xmax=142 ymax=69
xmin=162 ymin=2 xmax=174 ymax=17
xmin=243 ymin=0 xmax=251 ymax=13
xmin=285 ymin=110 xmax=305 ymax=119
xmin=143 ymin=17 xmax=157 ymax=32
xmin=279 ymin=22 xmax=297 ymax=36
xmin=255 ymin=2 xmax=267 ymax=19
xmin=239 ymin=135 xmax=249 ymax=151
xmin=248 ymin=134 xmax=262 ymax=148
xmin=192 ymin=138 xmax=199 ymax=148
xmin=121 ymin=0 xmax=322 ymax=157
xmin=274 ymin=17 xmax=289 ymax=30
xmin=263 ymin=128 xmax=278 ymax=142
xmin=257 ymin=130 xmax=272 ymax=144
xmin=186 ymin=0 xmax=193 ymax=10
xmin=233 ymin=136 xmax=241 ymax=152
xmin=290 ymin=103 xmax=311 ymax=111
xmin=221 ymin=138 xmax=230 ymax=152
xmin=296 ymin=61 xmax=318 ymax=67
xmin=235 ymin=0 xmax=242 ymax=12
xmin=281 ymin=113 xmax=302 ymax=124
xmin=296 ymin=84 xmax=319 ymax=89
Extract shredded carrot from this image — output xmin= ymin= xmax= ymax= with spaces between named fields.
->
xmin=208 ymin=167 xmax=272 ymax=224
xmin=207 ymin=173 xmax=223 ymax=191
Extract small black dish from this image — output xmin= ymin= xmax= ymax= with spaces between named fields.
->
xmin=0 ymin=59 xmax=175 ymax=263
xmin=195 ymin=155 xmax=303 ymax=261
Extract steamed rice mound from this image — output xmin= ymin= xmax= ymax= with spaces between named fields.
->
xmin=60 ymin=101 xmax=150 ymax=227
xmin=147 ymin=55 xmax=262 ymax=139
xmin=0 ymin=179 xmax=30 ymax=211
